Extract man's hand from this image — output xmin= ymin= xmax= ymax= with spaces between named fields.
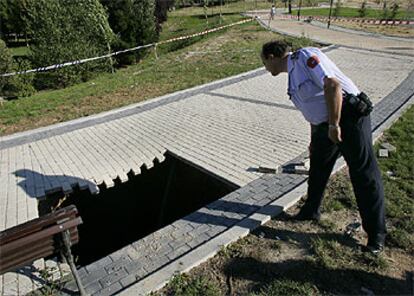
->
xmin=328 ymin=126 xmax=342 ymax=143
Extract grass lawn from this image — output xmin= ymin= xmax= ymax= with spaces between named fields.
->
xmin=0 ymin=7 xmax=315 ymax=136
xmin=9 ymin=46 xmax=30 ymax=57
xmin=171 ymin=0 xmax=281 ymax=17
xmin=294 ymin=7 xmax=414 ymax=19
xmin=157 ymin=106 xmax=414 ymax=295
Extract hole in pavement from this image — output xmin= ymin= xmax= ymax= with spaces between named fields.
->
xmin=39 ymin=152 xmax=238 ymax=267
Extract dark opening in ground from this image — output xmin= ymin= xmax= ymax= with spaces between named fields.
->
xmin=41 ymin=152 xmax=238 ymax=267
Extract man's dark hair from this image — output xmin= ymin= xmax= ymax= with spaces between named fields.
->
xmin=261 ymin=41 xmax=290 ymax=59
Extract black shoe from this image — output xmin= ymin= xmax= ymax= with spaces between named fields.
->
xmin=289 ymin=211 xmax=320 ymax=222
xmin=364 ymin=242 xmax=384 ymax=256
xmin=365 ymin=235 xmax=385 ymax=256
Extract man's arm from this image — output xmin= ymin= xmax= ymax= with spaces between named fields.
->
xmin=323 ymin=76 xmax=342 ymax=143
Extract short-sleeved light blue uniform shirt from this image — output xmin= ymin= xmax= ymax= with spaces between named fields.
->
xmin=287 ymin=47 xmax=360 ymax=125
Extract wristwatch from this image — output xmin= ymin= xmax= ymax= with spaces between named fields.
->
xmin=329 ymin=124 xmax=340 ymax=129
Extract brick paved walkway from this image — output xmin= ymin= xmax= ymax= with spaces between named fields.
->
xmin=1 ymin=20 xmax=413 ymax=295
xmin=258 ymin=12 xmax=414 ymax=56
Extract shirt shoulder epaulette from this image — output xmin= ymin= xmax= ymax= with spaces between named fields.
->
xmin=291 ymin=50 xmax=300 ymax=60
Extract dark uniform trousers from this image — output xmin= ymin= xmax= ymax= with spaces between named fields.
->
xmin=302 ymin=104 xmax=387 ymax=244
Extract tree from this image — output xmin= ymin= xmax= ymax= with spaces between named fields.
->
xmin=155 ymin=0 xmax=175 ymax=32
xmin=333 ymin=0 xmax=342 ymax=17
xmin=24 ymin=0 xmax=114 ymax=89
xmin=0 ymin=39 xmax=34 ymax=97
xmin=0 ymin=0 xmax=28 ymax=44
xmin=358 ymin=0 xmax=367 ymax=17
xmin=203 ymin=0 xmax=209 ymax=25
xmin=390 ymin=2 xmax=399 ymax=19
xmin=100 ymin=0 xmax=158 ymax=65
xmin=382 ymin=0 xmax=389 ymax=19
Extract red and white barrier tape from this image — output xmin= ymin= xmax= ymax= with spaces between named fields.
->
xmin=1 ymin=18 xmax=254 ymax=77
xmin=277 ymin=14 xmax=414 ymax=25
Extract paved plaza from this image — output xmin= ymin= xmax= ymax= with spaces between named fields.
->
xmin=0 ymin=15 xmax=413 ymax=296
xmin=260 ymin=12 xmax=414 ymax=56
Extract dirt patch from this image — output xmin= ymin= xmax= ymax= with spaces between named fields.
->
xmin=175 ymin=199 xmax=412 ymax=295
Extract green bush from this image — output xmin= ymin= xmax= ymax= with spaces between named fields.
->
xmin=358 ymin=1 xmax=367 ymax=17
xmin=334 ymin=0 xmax=342 ymax=17
xmin=100 ymin=0 xmax=158 ymax=65
xmin=155 ymin=0 xmax=175 ymax=32
xmin=0 ymin=39 xmax=34 ymax=97
xmin=382 ymin=1 xmax=389 ymax=19
xmin=390 ymin=2 xmax=399 ymax=19
xmin=24 ymin=0 xmax=114 ymax=90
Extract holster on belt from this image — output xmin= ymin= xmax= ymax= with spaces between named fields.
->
xmin=343 ymin=92 xmax=373 ymax=117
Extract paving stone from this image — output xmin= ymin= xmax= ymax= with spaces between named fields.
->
xmin=378 ymin=148 xmax=389 ymax=158
xmin=77 ymin=267 xmax=89 ymax=279
xmin=265 ymin=184 xmax=283 ymax=195
xmin=146 ymin=237 xmax=173 ymax=254
xmin=168 ymin=234 xmax=192 ymax=250
xmin=84 ymin=280 xmax=103 ymax=295
xmin=220 ymin=211 xmax=245 ymax=221
xmin=250 ymin=183 xmax=269 ymax=194
xmin=246 ymin=177 xmax=268 ymax=188
xmin=250 ymin=191 xmax=271 ymax=202
xmin=3 ymin=282 xmax=18 ymax=296
xmin=124 ymin=245 xmax=142 ymax=261
xmin=124 ymin=259 xmax=150 ymax=276
xmin=166 ymin=244 xmax=192 ymax=261
xmin=120 ymin=272 xmax=145 ymax=288
xmin=171 ymin=221 xmax=195 ymax=234
xmin=80 ymin=268 xmax=108 ymax=286
xmin=93 ymin=282 xmax=123 ymax=296
xmin=183 ymin=211 xmax=204 ymax=223
xmin=212 ymin=215 xmax=238 ymax=227
xmin=170 ymin=226 xmax=194 ymax=239
xmin=143 ymin=255 xmax=171 ymax=273
xmin=86 ymin=256 xmax=113 ymax=273
xmin=99 ymin=269 xmax=128 ymax=289
xmin=186 ymin=232 xmax=211 ymax=248
xmin=105 ymin=256 xmax=132 ymax=274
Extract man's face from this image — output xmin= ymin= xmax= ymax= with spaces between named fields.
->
xmin=261 ymin=53 xmax=282 ymax=76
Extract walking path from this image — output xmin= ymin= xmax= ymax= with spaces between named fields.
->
xmin=1 ymin=16 xmax=413 ymax=296
xmin=309 ymin=20 xmax=414 ymax=41
xmin=258 ymin=12 xmax=414 ymax=56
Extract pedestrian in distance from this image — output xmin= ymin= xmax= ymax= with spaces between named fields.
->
xmin=260 ymin=40 xmax=386 ymax=255
xmin=270 ymin=4 xmax=276 ymax=21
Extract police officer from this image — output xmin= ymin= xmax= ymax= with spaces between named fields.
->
xmin=261 ymin=40 xmax=386 ymax=254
